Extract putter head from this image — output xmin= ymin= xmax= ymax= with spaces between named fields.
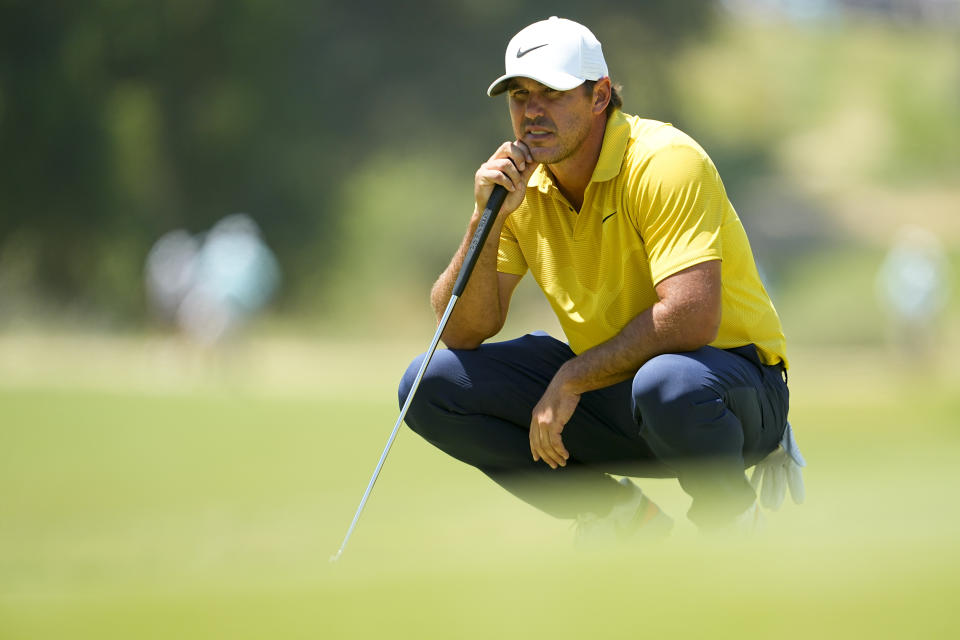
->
xmin=329 ymin=550 xmax=343 ymax=564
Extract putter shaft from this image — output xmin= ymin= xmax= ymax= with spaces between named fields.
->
xmin=331 ymin=185 xmax=507 ymax=563
xmin=331 ymin=295 xmax=459 ymax=562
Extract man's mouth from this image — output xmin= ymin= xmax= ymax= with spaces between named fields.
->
xmin=525 ymin=128 xmax=554 ymax=140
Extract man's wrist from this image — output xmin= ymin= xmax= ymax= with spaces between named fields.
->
xmin=553 ymin=360 xmax=585 ymax=396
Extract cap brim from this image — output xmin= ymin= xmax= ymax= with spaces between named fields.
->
xmin=486 ymin=70 xmax=586 ymax=97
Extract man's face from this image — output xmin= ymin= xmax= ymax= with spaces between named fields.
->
xmin=506 ymin=77 xmax=595 ymax=165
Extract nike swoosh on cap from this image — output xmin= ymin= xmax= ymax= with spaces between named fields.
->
xmin=516 ymin=43 xmax=548 ymax=57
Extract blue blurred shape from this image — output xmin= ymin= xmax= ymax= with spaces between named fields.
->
xmin=144 ymin=214 xmax=281 ymax=344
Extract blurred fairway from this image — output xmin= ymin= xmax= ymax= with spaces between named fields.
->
xmin=1 ymin=334 xmax=959 ymax=639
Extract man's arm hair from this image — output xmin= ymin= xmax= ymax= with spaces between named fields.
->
xmin=430 ymin=211 xmax=523 ymax=349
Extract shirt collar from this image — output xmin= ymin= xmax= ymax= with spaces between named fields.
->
xmin=591 ymin=109 xmax=631 ymax=183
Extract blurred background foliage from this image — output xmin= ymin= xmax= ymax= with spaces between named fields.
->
xmin=0 ymin=0 xmax=958 ymax=348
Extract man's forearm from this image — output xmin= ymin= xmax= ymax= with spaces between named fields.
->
xmin=430 ymin=209 xmax=507 ymax=347
xmin=552 ymin=262 xmax=722 ymax=395
xmin=552 ymin=308 xmax=661 ymax=395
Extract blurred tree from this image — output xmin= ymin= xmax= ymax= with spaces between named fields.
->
xmin=0 ymin=0 xmax=713 ymax=323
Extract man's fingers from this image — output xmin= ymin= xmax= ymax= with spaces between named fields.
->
xmin=540 ymin=447 xmax=560 ymax=469
xmin=530 ymin=423 xmax=559 ymax=469
xmin=538 ymin=439 xmax=559 ymax=468
xmin=549 ymin=433 xmax=569 ymax=462
xmin=489 ymin=141 xmax=536 ymax=192
xmin=516 ymin=140 xmax=534 ymax=165
xmin=541 ymin=432 xmax=567 ymax=468
xmin=494 ymin=140 xmax=533 ymax=167
xmin=495 ymin=156 xmax=526 ymax=188
xmin=534 ymin=429 xmax=567 ymax=469
xmin=530 ymin=388 xmax=576 ymax=470
xmin=477 ymin=159 xmax=523 ymax=192
xmin=531 ymin=428 xmax=551 ymax=467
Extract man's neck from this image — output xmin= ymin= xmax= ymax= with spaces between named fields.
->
xmin=546 ymin=115 xmax=607 ymax=211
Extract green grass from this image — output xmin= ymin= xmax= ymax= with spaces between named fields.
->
xmin=1 ymin=336 xmax=959 ymax=639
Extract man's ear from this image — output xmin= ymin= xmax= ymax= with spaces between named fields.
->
xmin=592 ymin=77 xmax=612 ymax=115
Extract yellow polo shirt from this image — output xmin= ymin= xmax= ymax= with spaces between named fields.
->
xmin=497 ymin=110 xmax=788 ymax=367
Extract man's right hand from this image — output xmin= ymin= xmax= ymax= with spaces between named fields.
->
xmin=474 ymin=140 xmax=538 ymax=217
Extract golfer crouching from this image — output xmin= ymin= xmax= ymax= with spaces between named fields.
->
xmin=400 ymin=17 xmax=803 ymax=543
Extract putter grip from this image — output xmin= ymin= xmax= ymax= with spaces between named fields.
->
xmin=451 ymin=184 xmax=509 ymax=297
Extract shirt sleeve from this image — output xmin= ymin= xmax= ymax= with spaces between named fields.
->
xmin=631 ymin=143 xmax=725 ymax=285
xmin=496 ymin=216 xmax=528 ymax=276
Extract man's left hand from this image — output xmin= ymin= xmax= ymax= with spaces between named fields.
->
xmin=529 ymin=377 xmax=580 ymax=469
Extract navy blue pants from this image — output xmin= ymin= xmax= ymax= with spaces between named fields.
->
xmin=399 ymin=332 xmax=789 ymax=527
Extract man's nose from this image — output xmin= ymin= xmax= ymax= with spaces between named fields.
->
xmin=524 ymin=95 xmax=546 ymax=118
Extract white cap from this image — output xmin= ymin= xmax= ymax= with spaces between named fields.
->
xmin=487 ymin=17 xmax=608 ymax=97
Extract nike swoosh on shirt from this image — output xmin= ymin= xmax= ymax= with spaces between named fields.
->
xmin=602 ymin=211 xmax=618 ymax=224
xmin=516 ymin=43 xmax=548 ymax=57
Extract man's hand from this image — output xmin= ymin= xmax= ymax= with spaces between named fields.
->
xmin=475 ymin=140 xmax=537 ymax=218
xmin=529 ymin=374 xmax=580 ymax=469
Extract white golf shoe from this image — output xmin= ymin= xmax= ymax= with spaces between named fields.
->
xmin=574 ymin=477 xmax=673 ymax=549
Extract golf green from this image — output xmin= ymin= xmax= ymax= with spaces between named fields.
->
xmin=1 ymin=338 xmax=957 ymax=639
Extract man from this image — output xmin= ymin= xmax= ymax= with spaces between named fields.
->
xmin=399 ymin=16 xmax=799 ymax=539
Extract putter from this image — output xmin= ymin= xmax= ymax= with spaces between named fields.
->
xmin=331 ymin=184 xmax=509 ymax=563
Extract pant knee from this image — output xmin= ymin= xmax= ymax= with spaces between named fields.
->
xmin=397 ymin=354 xmax=423 ymax=409
xmin=632 ymin=353 xmax=713 ymax=425
xmin=398 ymin=353 xmax=431 ymax=434
xmin=631 ymin=353 xmax=738 ymax=458
xmin=397 ymin=351 xmax=463 ymax=440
